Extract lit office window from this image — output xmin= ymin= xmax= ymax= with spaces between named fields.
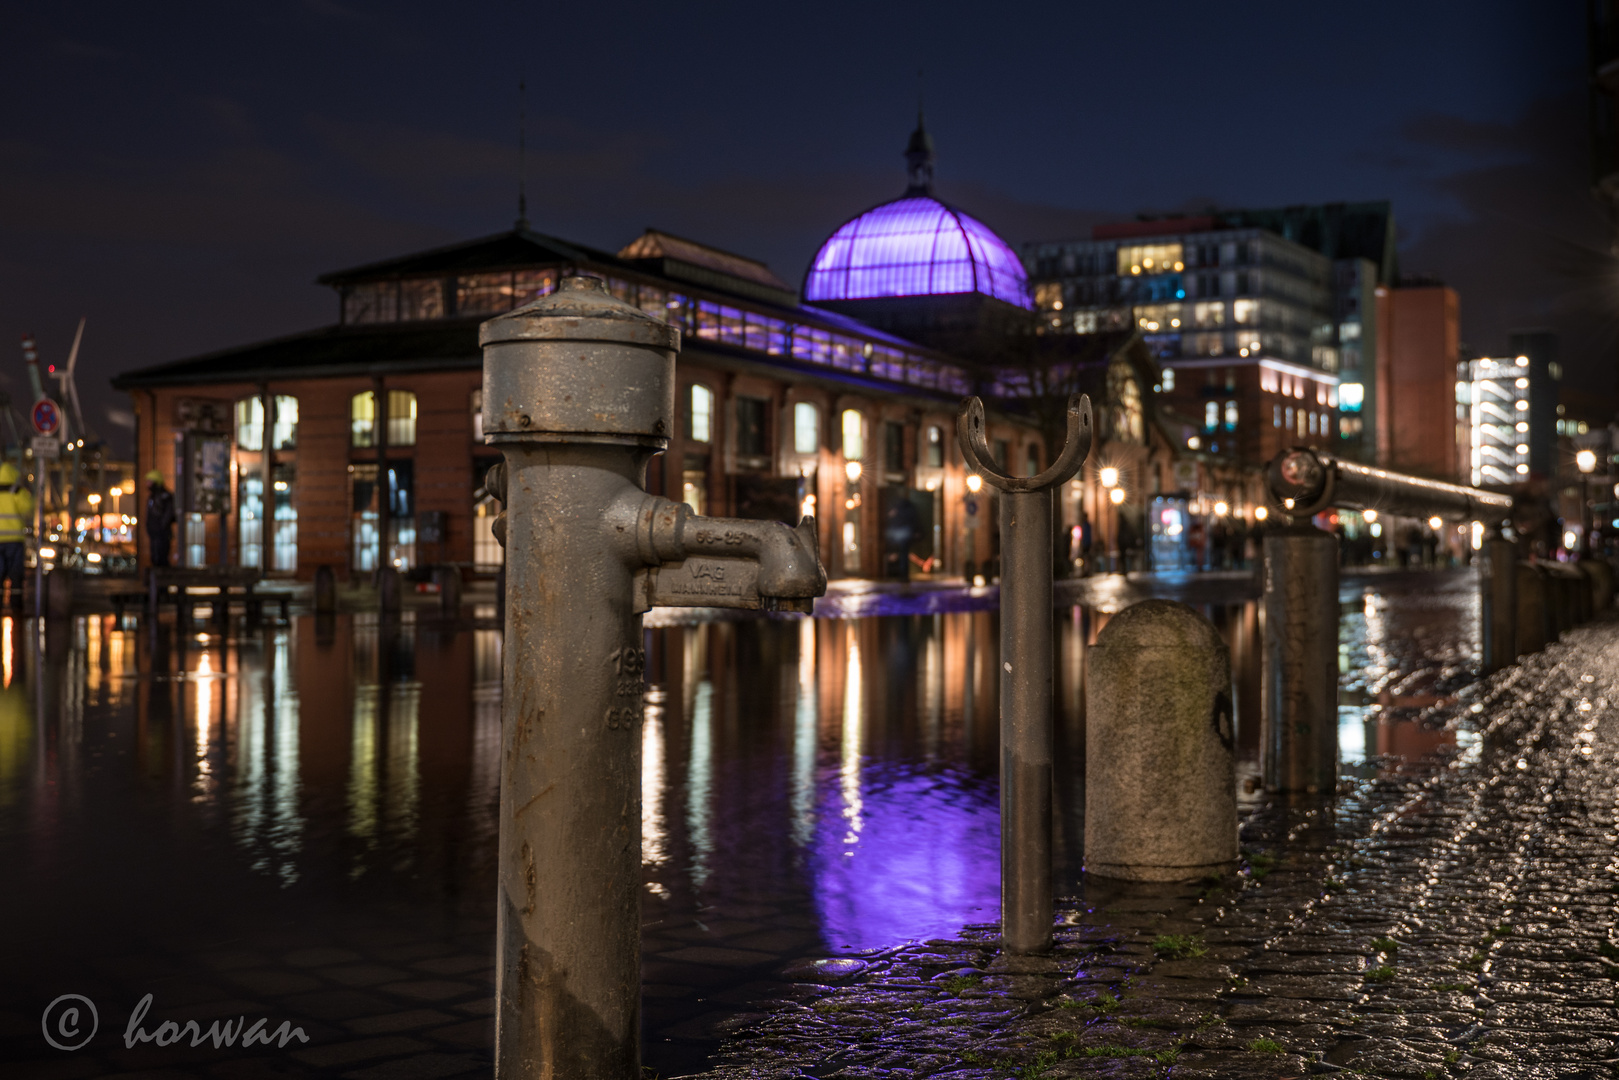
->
xmin=1224 ymin=401 xmax=1237 ymax=430
xmin=1161 ymin=368 xmax=1175 ymax=391
xmin=925 ymin=425 xmax=944 ymax=467
xmin=689 ymin=385 xmax=714 ymax=443
xmin=1205 ymin=401 xmax=1219 ymax=431
xmin=1117 ymin=243 xmax=1185 ymax=275
xmin=1273 ymin=405 xmax=1282 ymax=428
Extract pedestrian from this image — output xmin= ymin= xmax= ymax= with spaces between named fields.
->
xmin=0 ymin=462 xmax=33 ymax=609
xmin=145 ymin=469 xmax=177 ymax=568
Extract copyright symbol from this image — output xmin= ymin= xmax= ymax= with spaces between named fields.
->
xmin=42 ymin=994 xmax=98 ymax=1050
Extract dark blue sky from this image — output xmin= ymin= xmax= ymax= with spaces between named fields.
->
xmin=2 ymin=1 xmax=1608 ymax=451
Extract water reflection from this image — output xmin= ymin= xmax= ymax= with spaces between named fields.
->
xmin=0 ymin=570 xmax=1483 ymax=1074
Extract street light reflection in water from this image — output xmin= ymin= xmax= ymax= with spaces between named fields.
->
xmin=0 ymin=571 xmax=1478 ymax=1073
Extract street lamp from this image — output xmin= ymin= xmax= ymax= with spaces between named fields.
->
xmin=1099 ymin=466 xmax=1119 ymax=489
xmin=965 ymin=472 xmax=983 ymax=494
xmin=844 ymin=459 xmax=862 ymax=483
xmin=1577 ymin=448 xmax=1597 ymax=556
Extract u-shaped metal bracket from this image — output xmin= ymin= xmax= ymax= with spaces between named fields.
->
xmin=957 ymin=393 xmax=1093 ymax=493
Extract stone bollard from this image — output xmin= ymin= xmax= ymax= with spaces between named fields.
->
xmin=1480 ymin=531 xmax=1517 ymax=675
xmin=1261 ymin=523 xmax=1338 ymax=794
xmin=1586 ymin=558 xmax=1615 ymax=612
xmin=314 ymin=565 xmax=337 ymax=614
xmin=378 ymin=565 xmax=401 ymax=615
xmin=1515 ymin=562 xmax=1549 ymax=655
xmin=437 ymin=565 xmax=461 ymax=617
xmin=1543 ymin=563 xmax=1580 ymax=633
xmin=45 ymin=568 xmax=74 ymax=620
xmin=1085 ymin=599 xmax=1237 ymax=880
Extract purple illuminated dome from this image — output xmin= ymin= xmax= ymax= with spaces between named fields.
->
xmin=804 ymin=116 xmax=1031 ymax=310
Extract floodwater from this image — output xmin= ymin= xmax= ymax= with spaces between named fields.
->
xmin=0 ymin=569 xmax=1479 ymax=1075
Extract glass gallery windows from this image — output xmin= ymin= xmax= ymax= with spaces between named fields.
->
xmin=348 ymin=389 xmax=420 ymax=572
xmin=234 ymin=395 xmax=299 ymax=572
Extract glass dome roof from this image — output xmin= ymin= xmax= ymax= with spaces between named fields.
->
xmin=804 ymin=195 xmax=1031 ymax=309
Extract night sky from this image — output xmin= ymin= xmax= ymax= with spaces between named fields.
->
xmin=3 ymin=1 xmax=1609 ymax=455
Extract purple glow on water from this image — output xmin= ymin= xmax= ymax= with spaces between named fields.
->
xmin=805 ymin=196 xmax=1032 ymax=309
xmin=810 ymin=765 xmax=1000 ymax=949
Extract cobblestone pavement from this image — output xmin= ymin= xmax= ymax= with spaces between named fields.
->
xmin=699 ymin=617 xmax=1619 ymax=1080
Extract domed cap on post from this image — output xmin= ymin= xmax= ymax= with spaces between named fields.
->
xmin=479 ymin=275 xmax=681 ymax=447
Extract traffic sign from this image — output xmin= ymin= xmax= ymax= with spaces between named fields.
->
xmin=31 ymin=436 xmax=59 ymax=461
xmin=31 ymin=399 xmax=61 ymax=437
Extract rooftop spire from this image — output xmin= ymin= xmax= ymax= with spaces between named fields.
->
xmin=904 ymin=105 xmax=935 ymax=195
xmin=516 ymin=78 xmax=529 ymax=230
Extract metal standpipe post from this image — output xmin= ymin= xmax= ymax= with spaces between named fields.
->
xmin=1260 ymin=521 xmax=1339 ymax=794
xmin=1480 ymin=528 xmax=1517 ymax=675
xmin=480 ymin=276 xmax=825 ymax=1080
xmin=957 ymin=394 xmax=1091 ymax=955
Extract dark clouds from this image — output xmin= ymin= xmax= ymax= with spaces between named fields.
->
xmin=0 ymin=1 xmax=1600 ymax=452
xmin=1397 ymin=93 xmax=1619 ymax=412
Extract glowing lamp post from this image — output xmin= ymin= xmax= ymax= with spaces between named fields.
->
xmin=1099 ymin=467 xmax=1122 ymax=573
xmin=1577 ymin=448 xmax=1597 ymax=556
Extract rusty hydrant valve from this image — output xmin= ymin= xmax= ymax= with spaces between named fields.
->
xmin=479 ymin=275 xmax=826 ymax=1080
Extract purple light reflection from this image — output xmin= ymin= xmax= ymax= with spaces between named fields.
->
xmin=805 ymin=196 xmax=1032 ymax=309
xmin=810 ymin=763 xmax=1000 ymax=949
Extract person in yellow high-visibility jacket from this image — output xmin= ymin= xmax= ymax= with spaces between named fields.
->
xmin=0 ymin=462 xmax=34 ymax=608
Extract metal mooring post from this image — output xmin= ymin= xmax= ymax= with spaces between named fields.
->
xmin=956 ymin=394 xmax=1091 ymax=954
xmin=1480 ymin=527 xmax=1517 ymax=674
xmin=480 ymin=276 xmax=825 ymax=1080
xmin=1263 ymin=448 xmax=1514 ymax=792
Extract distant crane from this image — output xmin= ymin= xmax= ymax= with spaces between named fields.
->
xmin=18 ymin=322 xmax=100 ymax=554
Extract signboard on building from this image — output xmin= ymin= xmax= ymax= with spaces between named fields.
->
xmin=187 ymin=435 xmax=232 ymax=515
xmin=175 ymin=397 xmax=231 ymax=435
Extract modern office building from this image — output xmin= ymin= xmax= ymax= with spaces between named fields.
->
xmin=1458 ymin=332 xmax=1561 ymax=489
xmin=114 ymin=119 xmax=1187 ymax=582
xmin=1024 ymin=218 xmax=1342 ymax=466
xmin=1025 ymin=202 xmax=1396 ymax=466
xmin=1375 ymin=283 xmax=1466 ymax=480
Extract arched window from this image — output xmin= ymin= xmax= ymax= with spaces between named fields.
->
xmin=237 ymin=395 xmax=299 ymax=451
xmin=793 ymin=402 xmax=819 ymax=455
xmin=272 ymin=396 xmax=298 ymax=449
xmin=350 ymin=390 xmax=417 ymax=448
xmin=235 ymin=397 xmax=263 ymax=451
xmin=351 ymin=392 xmax=376 ymax=448
xmin=688 ymin=384 xmax=714 ymax=443
xmin=387 ymin=390 xmax=417 ymax=446
xmin=841 ymin=409 xmax=865 ymax=460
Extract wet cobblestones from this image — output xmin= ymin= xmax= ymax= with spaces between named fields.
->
xmin=699 ymin=618 xmax=1619 ymax=1079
